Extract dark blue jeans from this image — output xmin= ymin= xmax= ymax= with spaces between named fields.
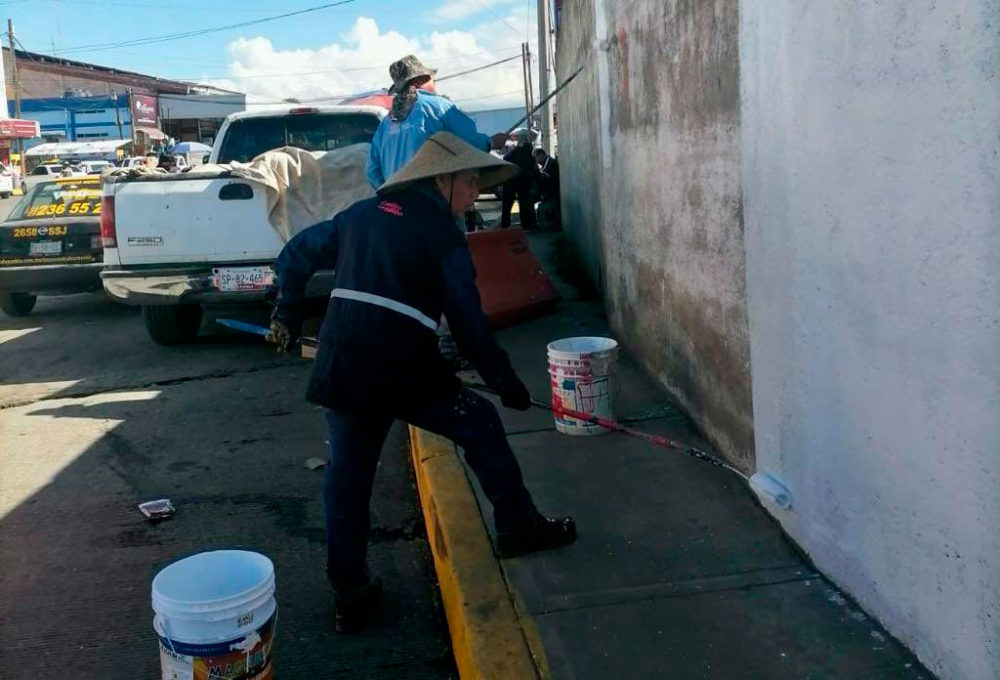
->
xmin=323 ymin=388 xmax=538 ymax=593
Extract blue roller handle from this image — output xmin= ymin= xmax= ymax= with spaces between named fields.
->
xmin=216 ymin=318 xmax=270 ymax=337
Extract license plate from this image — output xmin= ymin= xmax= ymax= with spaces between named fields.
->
xmin=29 ymin=241 xmax=62 ymax=256
xmin=212 ymin=266 xmax=274 ymax=292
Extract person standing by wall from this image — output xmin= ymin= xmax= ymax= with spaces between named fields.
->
xmin=499 ymin=129 xmax=539 ymax=230
xmin=533 ymin=147 xmax=561 ymax=230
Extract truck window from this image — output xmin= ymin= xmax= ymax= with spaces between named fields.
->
xmin=216 ymin=113 xmax=380 ymax=163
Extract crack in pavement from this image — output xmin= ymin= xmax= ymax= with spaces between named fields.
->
xmin=0 ymin=362 xmax=297 ymax=411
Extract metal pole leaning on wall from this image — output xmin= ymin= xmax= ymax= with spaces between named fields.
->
xmin=505 ymin=59 xmax=587 ymax=135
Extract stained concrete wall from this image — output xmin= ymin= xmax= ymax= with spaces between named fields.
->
xmin=556 ymin=0 xmax=754 ymax=468
xmin=553 ymin=0 xmax=604 ymax=288
xmin=741 ymin=2 xmax=1000 ymax=678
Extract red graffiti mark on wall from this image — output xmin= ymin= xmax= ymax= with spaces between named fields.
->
xmin=617 ymin=27 xmax=629 ymax=99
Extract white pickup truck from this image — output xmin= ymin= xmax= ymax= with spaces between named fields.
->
xmin=100 ymin=105 xmax=384 ymax=344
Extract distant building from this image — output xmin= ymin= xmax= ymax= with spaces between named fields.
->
xmin=466 ymin=106 xmax=528 ymax=135
xmin=466 ymin=105 xmax=557 ymax=150
xmin=2 ymin=47 xmax=245 ymax=157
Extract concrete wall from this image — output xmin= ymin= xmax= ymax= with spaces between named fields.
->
xmin=553 ymin=0 xmax=604 ymax=285
xmin=741 ymin=2 xmax=1000 ymax=678
xmin=556 ymin=0 xmax=754 ymax=467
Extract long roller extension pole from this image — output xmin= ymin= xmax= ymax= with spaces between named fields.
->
xmin=461 ymin=381 xmax=748 ymax=481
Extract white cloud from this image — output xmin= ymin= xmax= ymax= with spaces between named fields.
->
xmin=203 ymin=16 xmax=536 ymax=112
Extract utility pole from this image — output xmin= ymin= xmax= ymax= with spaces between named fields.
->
xmin=112 ymin=91 xmax=124 ymax=141
xmin=520 ymin=43 xmax=532 ymax=131
xmin=127 ymin=87 xmax=136 ymax=153
xmin=537 ymin=0 xmax=553 ymax=153
xmin=525 ymin=43 xmax=535 ymax=131
xmin=7 ymin=19 xmax=24 ymax=176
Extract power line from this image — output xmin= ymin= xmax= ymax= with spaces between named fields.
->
xmin=469 ymin=0 xmax=521 ymax=35
xmin=436 ymin=54 xmax=522 ymax=83
xmin=178 ymin=52 xmax=522 ymax=84
xmin=453 ymin=89 xmax=523 ymax=104
xmin=39 ymin=0 xmax=277 ymax=13
xmin=162 ymin=44 xmax=530 ymax=82
xmin=53 ymin=0 xmax=356 ymax=54
xmin=277 ymin=54 xmax=525 ymax=104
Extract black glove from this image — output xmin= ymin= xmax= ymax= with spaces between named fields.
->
xmin=500 ymin=379 xmax=532 ymax=411
xmin=265 ymin=317 xmax=300 ymax=353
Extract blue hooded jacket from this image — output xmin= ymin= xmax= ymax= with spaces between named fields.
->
xmin=365 ymin=91 xmax=490 ymax=188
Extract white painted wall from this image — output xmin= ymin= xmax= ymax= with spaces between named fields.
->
xmin=741 ymin=2 xmax=1000 ymax=678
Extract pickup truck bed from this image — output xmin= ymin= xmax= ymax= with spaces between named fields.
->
xmin=99 ymin=105 xmax=384 ymax=345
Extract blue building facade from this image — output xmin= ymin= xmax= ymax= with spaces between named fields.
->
xmin=12 ymin=94 xmax=132 ymax=149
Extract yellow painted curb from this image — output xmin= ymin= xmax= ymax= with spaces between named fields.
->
xmin=408 ymin=425 xmax=542 ymax=679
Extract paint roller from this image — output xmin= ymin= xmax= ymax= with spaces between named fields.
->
xmin=459 ymin=378 xmax=794 ymax=510
xmin=216 ymin=318 xmax=793 ymax=509
xmin=748 ymin=472 xmax=792 ymax=509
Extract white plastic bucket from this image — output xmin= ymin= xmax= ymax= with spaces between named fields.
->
xmin=547 ymin=336 xmax=619 ymax=435
xmin=152 ymin=550 xmax=276 ymax=680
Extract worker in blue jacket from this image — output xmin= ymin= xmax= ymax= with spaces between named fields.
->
xmin=269 ymin=132 xmax=576 ymax=634
xmin=365 ymin=54 xmax=506 ymax=189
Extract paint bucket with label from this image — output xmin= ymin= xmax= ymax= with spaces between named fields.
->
xmin=152 ymin=550 xmax=276 ymax=680
xmin=547 ymin=337 xmax=619 ymax=435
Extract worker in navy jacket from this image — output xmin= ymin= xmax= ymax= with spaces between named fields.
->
xmin=268 ymin=132 xmax=576 ymax=633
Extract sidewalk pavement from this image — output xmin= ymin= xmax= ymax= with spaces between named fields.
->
xmin=410 ymin=231 xmax=931 ymax=679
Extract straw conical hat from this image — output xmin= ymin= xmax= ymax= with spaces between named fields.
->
xmin=378 ymin=131 xmax=519 ymax=194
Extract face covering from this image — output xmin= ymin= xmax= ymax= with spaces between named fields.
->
xmin=390 ymin=84 xmax=420 ymax=122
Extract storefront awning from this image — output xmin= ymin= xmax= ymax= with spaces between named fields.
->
xmin=26 ymin=139 xmax=131 ymax=158
xmin=0 ymin=118 xmax=40 ymax=139
xmin=135 ymin=126 xmax=167 ymax=140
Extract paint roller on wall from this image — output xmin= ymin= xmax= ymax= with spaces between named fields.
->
xmin=216 ymin=318 xmax=795 ymax=511
xmin=749 ymin=472 xmax=792 ymax=509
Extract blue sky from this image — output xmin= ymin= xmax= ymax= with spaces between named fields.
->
xmin=3 ymin=0 xmax=541 ymax=110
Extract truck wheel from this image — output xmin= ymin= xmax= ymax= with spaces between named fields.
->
xmin=142 ymin=304 xmax=203 ymax=345
xmin=0 ymin=191 xmax=10 ymax=199
xmin=0 ymin=292 xmax=37 ymax=316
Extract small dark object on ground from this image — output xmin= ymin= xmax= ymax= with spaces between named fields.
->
xmin=138 ymin=498 xmax=175 ymax=522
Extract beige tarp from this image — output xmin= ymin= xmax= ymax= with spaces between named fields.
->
xmin=189 ymin=144 xmax=375 ymax=242
xmin=105 ymin=144 xmax=375 ymax=243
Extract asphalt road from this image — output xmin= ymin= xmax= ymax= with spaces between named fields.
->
xmin=0 ymin=196 xmax=456 ymax=677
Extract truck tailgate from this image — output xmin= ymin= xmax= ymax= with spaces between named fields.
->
xmin=110 ymin=177 xmax=283 ymax=265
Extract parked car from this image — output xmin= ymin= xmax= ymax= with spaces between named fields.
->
xmin=0 ymin=176 xmax=104 ymax=316
xmin=21 ymin=162 xmax=69 ymax=195
xmin=79 ymin=160 xmax=113 ymax=175
xmin=156 ymin=154 xmax=188 ymax=172
xmin=117 ymin=156 xmax=150 ymax=170
xmin=100 ymin=105 xmax=385 ymax=344
xmin=0 ymin=163 xmax=13 ymax=198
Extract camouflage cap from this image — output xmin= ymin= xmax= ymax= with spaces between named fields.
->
xmin=388 ymin=54 xmax=438 ymax=94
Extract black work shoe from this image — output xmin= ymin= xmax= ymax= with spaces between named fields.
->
xmin=496 ymin=516 xmax=577 ymax=558
xmin=334 ymin=577 xmax=383 ymax=634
